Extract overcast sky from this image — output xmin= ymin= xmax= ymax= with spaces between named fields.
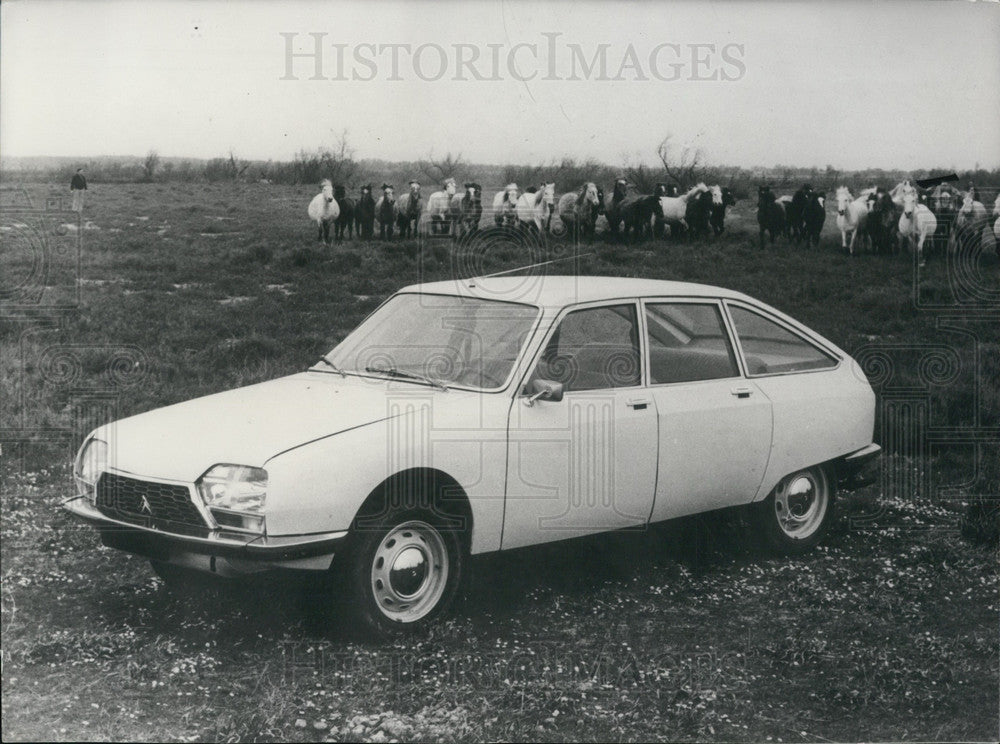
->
xmin=2 ymin=0 xmax=998 ymax=170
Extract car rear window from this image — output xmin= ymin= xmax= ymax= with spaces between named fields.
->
xmin=728 ymin=306 xmax=837 ymax=374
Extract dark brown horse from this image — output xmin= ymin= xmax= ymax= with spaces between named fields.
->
xmin=457 ymin=182 xmax=482 ymax=239
xmin=355 ymin=184 xmax=375 ymax=239
xmin=376 ymin=184 xmax=397 ymax=239
xmin=604 ymin=179 xmax=630 ymax=240
xmin=396 ymin=182 xmax=422 ymax=239
xmin=333 ymin=185 xmax=355 ymax=241
xmin=757 ymin=186 xmax=786 ymax=248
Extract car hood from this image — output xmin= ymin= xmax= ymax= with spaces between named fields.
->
xmin=96 ymin=371 xmax=442 ymax=482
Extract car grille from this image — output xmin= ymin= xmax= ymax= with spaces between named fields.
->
xmin=96 ymin=473 xmax=209 ymax=534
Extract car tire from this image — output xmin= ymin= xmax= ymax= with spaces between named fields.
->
xmin=751 ymin=466 xmax=834 ymax=555
xmin=340 ymin=508 xmax=464 ymax=638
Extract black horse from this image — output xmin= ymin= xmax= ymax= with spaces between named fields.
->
xmin=376 ymin=184 xmax=396 ymax=240
xmin=801 ymin=191 xmax=827 ymax=248
xmin=709 ymin=187 xmax=737 ymax=236
xmin=685 ymin=189 xmax=714 ymax=239
xmin=620 ymin=194 xmax=662 ymax=243
xmin=870 ymin=191 xmax=901 ymax=255
xmin=757 ymin=186 xmax=786 ymax=248
xmin=786 ymin=185 xmax=813 ymax=243
xmin=457 ymin=182 xmax=482 ymax=239
xmin=604 ymin=179 xmax=630 ymax=240
xmin=333 ymin=185 xmax=355 ymax=241
xmin=355 ymin=185 xmax=375 ymax=239
xmin=396 ymin=184 xmax=422 ymax=239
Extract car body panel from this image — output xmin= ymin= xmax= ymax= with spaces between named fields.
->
xmin=92 ymin=372 xmax=402 ymax=482
xmin=647 ymin=377 xmax=773 ymax=521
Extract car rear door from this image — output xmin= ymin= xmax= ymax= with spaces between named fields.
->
xmin=643 ymin=299 xmax=773 ymax=522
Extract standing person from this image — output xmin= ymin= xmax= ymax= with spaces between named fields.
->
xmin=70 ymin=168 xmax=87 ymax=212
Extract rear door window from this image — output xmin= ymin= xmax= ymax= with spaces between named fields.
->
xmin=645 ymin=303 xmax=739 ymax=384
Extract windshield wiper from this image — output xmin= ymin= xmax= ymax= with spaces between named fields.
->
xmin=364 ymin=365 xmax=448 ymax=391
xmin=316 ymin=356 xmax=346 ymax=377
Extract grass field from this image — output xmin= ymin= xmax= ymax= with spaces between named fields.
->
xmin=2 ymin=181 xmax=998 ymax=742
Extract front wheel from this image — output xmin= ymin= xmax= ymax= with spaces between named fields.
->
xmin=750 ymin=466 xmax=833 ymax=555
xmin=341 ymin=509 xmax=463 ymax=637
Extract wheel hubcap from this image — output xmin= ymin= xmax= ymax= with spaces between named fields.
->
xmin=371 ymin=520 xmax=448 ymax=623
xmin=773 ymin=470 xmax=828 ymax=539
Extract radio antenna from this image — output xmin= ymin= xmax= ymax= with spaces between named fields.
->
xmin=473 ymin=253 xmax=593 ymax=282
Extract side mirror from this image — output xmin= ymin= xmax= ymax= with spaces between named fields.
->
xmin=523 ymin=378 xmax=564 ymax=407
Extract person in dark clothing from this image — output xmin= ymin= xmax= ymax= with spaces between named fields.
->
xmin=71 ymin=168 xmax=87 ymax=212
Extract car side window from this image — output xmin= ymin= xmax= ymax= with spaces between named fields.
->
xmin=646 ymin=303 xmax=739 ymax=384
xmin=728 ymin=305 xmax=837 ymax=374
xmin=532 ymin=304 xmax=641 ymax=392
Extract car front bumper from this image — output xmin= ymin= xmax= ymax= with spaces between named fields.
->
xmin=62 ymin=496 xmax=348 ymax=575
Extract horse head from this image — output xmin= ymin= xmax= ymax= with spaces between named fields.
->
xmin=835 ymin=187 xmax=853 ymax=216
xmin=901 ymin=191 xmax=918 ymax=218
xmin=595 ymin=186 xmax=606 ymax=213
xmin=334 ymin=185 xmax=346 ymax=201
xmin=320 ymin=179 xmax=333 ymax=201
xmin=757 ymin=185 xmax=776 ymax=207
xmin=710 ymin=185 xmax=723 ymax=205
xmin=540 ymin=183 xmax=556 ymax=209
xmin=443 ymin=178 xmax=457 ymax=196
xmin=582 ymin=182 xmax=599 ymax=206
xmin=721 ymin=187 xmax=737 ymax=207
xmin=612 ymin=179 xmax=628 ymax=202
xmin=381 ymin=183 xmax=395 ymax=202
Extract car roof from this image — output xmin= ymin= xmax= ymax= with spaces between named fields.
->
xmin=398 ymin=275 xmax=756 ymax=309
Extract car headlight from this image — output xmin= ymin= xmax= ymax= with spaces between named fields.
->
xmin=74 ymin=438 xmax=107 ymax=504
xmin=196 ymin=464 xmax=267 ymax=533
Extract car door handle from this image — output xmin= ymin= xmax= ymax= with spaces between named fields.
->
xmin=626 ymin=397 xmax=652 ymax=410
xmin=731 ymin=387 xmax=753 ymax=399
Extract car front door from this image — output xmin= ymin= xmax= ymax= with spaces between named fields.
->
xmin=503 ymin=301 xmax=658 ymax=550
xmin=643 ymin=299 xmax=773 ymax=522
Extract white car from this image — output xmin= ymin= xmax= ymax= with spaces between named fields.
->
xmin=65 ymin=276 xmax=880 ymax=635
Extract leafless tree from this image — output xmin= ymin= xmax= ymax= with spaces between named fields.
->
xmin=419 ymin=150 xmax=464 ymax=184
xmin=657 ymin=135 xmax=705 ymax=187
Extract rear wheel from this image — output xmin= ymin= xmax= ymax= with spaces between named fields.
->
xmin=751 ymin=466 xmax=833 ymax=555
xmin=341 ymin=508 xmax=463 ymax=637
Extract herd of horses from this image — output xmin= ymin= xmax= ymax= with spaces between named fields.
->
xmin=308 ymin=176 xmax=1000 ymax=264
xmin=307 ymin=177 xmax=737 ymax=245
xmin=758 ymin=180 xmax=1000 ymax=266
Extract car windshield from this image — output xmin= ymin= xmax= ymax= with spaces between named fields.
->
xmin=320 ymin=293 xmax=540 ymax=390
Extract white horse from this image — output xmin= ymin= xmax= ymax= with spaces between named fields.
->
xmin=835 ymin=186 xmax=869 ymax=255
xmin=657 ymin=182 xmax=709 ymax=229
xmin=889 ymin=180 xmax=916 ymax=207
xmin=427 ymin=178 xmax=459 ymax=235
xmin=898 ymin=190 xmax=936 ymax=267
xmin=557 ymin=182 xmax=602 ymax=239
xmin=307 ymin=179 xmax=340 ymax=245
xmin=516 ymin=183 xmax=556 ymax=232
xmin=952 ymin=191 xmax=989 ymax=253
xmin=492 ymin=183 xmax=520 ymax=226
